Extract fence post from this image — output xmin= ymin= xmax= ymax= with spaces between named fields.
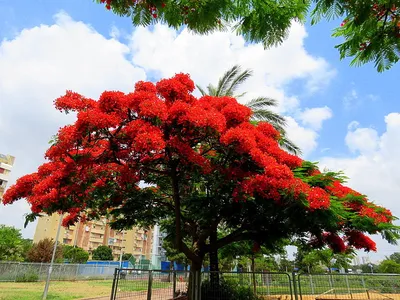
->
xmin=292 ymin=272 xmax=298 ymax=300
xmin=309 ymin=274 xmax=315 ymax=295
xmin=173 ymin=270 xmax=177 ymax=298
xmin=14 ymin=262 xmax=21 ymax=282
xmin=110 ymin=268 xmax=119 ymax=300
xmin=147 ymin=270 xmax=153 ymax=300
xmin=345 ymin=275 xmax=352 ymax=298
xmin=75 ymin=264 xmax=79 ymax=281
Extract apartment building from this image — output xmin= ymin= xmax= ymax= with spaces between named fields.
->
xmin=33 ymin=214 xmax=153 ymax=261
xmin=0 ymin=154 xmax=15 ymax=199
xmin=151 ymin=225 xmax=167 ymax=269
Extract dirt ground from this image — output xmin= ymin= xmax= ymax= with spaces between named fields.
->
xmin=85 ymin=291 xmax=400 ymax=300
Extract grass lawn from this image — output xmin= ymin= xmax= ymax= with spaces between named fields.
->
xmin=0 ymin=280 xmax=113 ymax=300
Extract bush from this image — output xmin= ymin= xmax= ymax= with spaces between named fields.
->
xmin=15 ymin=271 xmax=39 ymax=282
xmin=201 ymin=278 xmax=261 ymax=300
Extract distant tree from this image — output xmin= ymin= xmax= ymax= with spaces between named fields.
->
xmin=378 ymin=259 xmax=400 ymax=274
xmin=121 ymin=253 xmax=136 ymax=264
xmin=0 ymin=225 xmax=24 ymax=261
xmin=278 ymin=255 xmax=294 ymax=273
xmin=26 ymin=238 xmax=63 ymax=263
xmin=63 ymin=245 xmax=89 ymax=263
xmin=21 ymin=239 xmax=33 ymax=261
xmin=301 ymin=248 xmax=355 ymax=273
xmin=355 ymin=263 xmax=377 ymax=273
xmin=219 ymin=240 xmax=284 ymax=293
xmin=389 ymin=252 xmax=400 ymax=264
xmin=92 ymin=245 xmax=113 ymax=261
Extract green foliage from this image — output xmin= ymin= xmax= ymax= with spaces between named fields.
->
xmin=95 ymin=0 xmax=400 ymax=71
xmin=121 ymin=253 xmax=136 ymax=265
xmin=91 ymin=245 xmax=113 ymax=261
xmin=298 ymin=247 xmax=355 ymax=272
xmin=63 ymin=245 xmax=89 ymax=263
xmin=162 ymin=238 xmax=190 ymax=267
xmin=312 ymin=0 xmax=400 ymax=72
xmin=201 ymin=278 xmax=262 ymax=300
xmin=0 ymin=225 xmax=25 ymax=261
xmin=21 ymin=239 xmax=33 ymax=261
xmin=378 ymin=259 xmax=400 ymax=273
xmin=26 ymin=238 xmax=63 ymax=263
xmin=15 ymin=271 xmax=39 ymax=282
xmin=389 ymin=252 xmax=400 ymax=264
xmin=95 ymin=0 xmax=309 ymax=48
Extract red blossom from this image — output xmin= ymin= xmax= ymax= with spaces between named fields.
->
xmin=345 ymin=230 xmax=377 ymax=252
xmin=307 ymin=187 xmax=330 ymax=210
xmin=324 ymin=232 xmax=347 ymax=253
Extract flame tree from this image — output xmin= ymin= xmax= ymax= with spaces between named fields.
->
xmin=3 ymin=74 xmax=399 ymax=286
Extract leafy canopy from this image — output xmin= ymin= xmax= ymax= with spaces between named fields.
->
xmin=95 ymin=0 xmax=400 ymax=72
xmin=63 ymin=245 xmax=89 ymax=263
xmin=0 ymin=225 xmax=25 ymax=261
xmin=2 ymin=73 xmax=399 ymax=270
xmin=92 ymin=245 xmax=113 ymax=261
xmin=26 ymin=238 xmax=63 ymax=263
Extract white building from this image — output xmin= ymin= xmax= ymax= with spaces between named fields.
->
xmin=151 ymin=225 xmax=167 ymax=269
xmin=0 ymin=154 xmax=15 ymax=199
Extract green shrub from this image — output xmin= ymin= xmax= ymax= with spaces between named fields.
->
xmin=201 ymin=278 xmax=261 ymax=300
xmin=15 ymin=271 xmax=39 ymax=282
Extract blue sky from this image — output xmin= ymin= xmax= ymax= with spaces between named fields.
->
xmin=1 ymin=0 xmax=399 ymax=262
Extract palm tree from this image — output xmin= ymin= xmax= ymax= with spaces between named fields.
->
xmin=197 ymin=65 xmax=301 ymax=155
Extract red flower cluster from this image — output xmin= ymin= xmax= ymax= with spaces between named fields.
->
xmin=345 ymin=230 xmax=377 ymax=252
xmin=324 ymin=232 xmax=347 ymax=253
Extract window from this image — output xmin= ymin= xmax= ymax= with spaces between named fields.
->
xmin=0 ymin=168 xmax=4 ymax=174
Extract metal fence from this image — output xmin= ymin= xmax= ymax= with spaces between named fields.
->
xmin=0 ymin=261 xmax=116 ymax=282
xmin=111 ymin=269 xmax=292 ymax=300
xmin=110 ymin=270 xmax=400 ymax=300
xmin=201 ymin=271 xmax=292 ymax=300
xmin=298 ymin=273 xmax=400 ymax=300
xmin=111 ymin=269 xmax=190 ymax=300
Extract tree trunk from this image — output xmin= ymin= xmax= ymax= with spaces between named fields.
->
xmin=209 ymin=230 xmax=220 ymax=295
xmin=188 ymin=261 xmax=202 ymax=300
xmin=251 ymin=256 xmax=257 ymax=294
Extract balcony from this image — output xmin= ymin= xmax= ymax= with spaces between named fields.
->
xmin=90 ymin=236 xmax=104 ymax=243
xmin=91 ymin=227 xmax=104 ymax=234
xmin=0 ymin=173 xmax=9 ymax=182
xmin=0 ymin=162 xmax=12 ymax=171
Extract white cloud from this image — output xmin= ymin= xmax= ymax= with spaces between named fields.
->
xmin=0 ymin=13 xmax=336 ymax=237
xmin=343 ymin=88 xmax=358 ymax=110
xmin=129 ymin=22 xmax=335 ymax=112
xmin=345 ymin=126 xmax=379 ymax=154
xmin=320 ymin=113 xmax=400 ymax=261
xmin=0 ymin=12 xmax=146 ymax=238
xmin=299 ymin=106 xmax=333 ymax=130
xmin=285 ymin=117 xmax=319 ymax=156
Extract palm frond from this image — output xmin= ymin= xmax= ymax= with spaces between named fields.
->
xmin=207 ymin=84 xmax=218 ymax=96
xmin=246 ymin=97 xmax=278 ymax=109
xmin=251 ymin=110 xmax=286 ymax=127
xmin=225 ymin=68 xmax=253 ymax=96
xmin=279 ymin=137 xmax=302 ymax=155
xmin=215 ymin=65 xmax=241 ymax=96
xmin=196 ymin=84 xmax=207 ymax=96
